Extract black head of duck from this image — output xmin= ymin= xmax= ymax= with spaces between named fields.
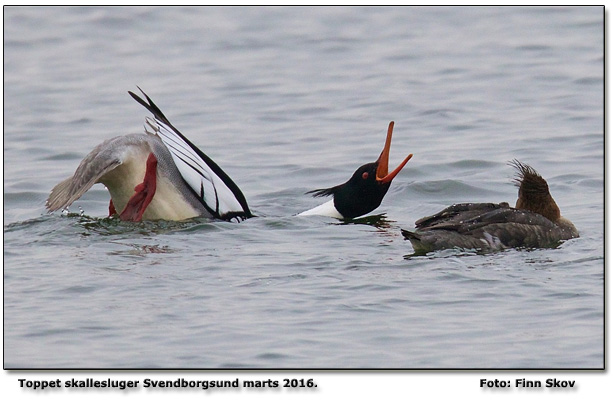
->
xmin=299 ymin=121 xmax=412 ymax=219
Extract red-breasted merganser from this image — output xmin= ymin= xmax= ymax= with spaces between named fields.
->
xmin=401 ymin=160 xmax=579 ymax=254
xmin=299 ymin=121 xmax=413 ymax=219
xmin=46 ymin=88 xmax=252 ymax=222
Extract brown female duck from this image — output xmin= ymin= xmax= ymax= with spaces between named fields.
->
xmin=402 ymin=160 xmax=578 ymax=254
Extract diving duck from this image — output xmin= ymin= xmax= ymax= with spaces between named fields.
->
xmin=46 ymin=88 xmax=252 ymax=222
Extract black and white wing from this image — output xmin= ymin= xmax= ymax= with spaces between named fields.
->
xmin=129 ymin=88 xmax=252 ymax=222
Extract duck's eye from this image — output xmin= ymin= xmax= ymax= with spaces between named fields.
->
xmin=362 ymin=172 xmax=369 ymax=180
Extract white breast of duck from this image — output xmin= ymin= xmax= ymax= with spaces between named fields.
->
xmin=46 ymin=89 xmax=252 ymax=222
xmin=99 ymin=135 xmax=204 ymax=221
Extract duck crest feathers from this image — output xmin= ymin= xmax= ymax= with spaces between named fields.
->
xmin=510 ymin=159 xmax=560 ymax=222
xmin=306 ymin=186 xmax=338 ymax=198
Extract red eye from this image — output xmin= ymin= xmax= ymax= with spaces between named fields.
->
xmin=362 ymin=172 xmax=369 ymax=180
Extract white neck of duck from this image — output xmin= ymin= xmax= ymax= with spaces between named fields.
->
xmin=298 ymin=199 xmax=344 ymax=219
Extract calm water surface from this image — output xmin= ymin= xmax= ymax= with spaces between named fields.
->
xmin=3 ymin=6 xmax=603 ymax=368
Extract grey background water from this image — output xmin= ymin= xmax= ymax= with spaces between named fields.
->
xmin=3 ymin=6 xmax=603 ymax=368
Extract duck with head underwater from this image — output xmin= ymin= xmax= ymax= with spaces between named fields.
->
xmin=401 ymin=160 xmax=579 ymax=254
xmin=299 ymin=121 xmax=413 ymax=219
xmin=46 ymin=88 xmax=252 ymax=222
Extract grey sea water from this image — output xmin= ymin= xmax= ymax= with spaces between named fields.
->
xmin=3 ymin=6 xmax=603 ymax=368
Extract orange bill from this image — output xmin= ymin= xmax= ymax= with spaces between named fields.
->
xmin=375 ymin=121 xmax=413 ymax=184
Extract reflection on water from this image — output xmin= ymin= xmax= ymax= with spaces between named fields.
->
xmin=107 ymin=243 xmax=175 ymax=257
xmin=337 ymin=213 xmax=392 ymax=228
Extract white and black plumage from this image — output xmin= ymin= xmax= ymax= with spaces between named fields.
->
xmin=299 ymin=121 xmax=413 ymax=219
xmin=401 ymin=160 xmax=579 ymax=254
xmin=46 ymin=88 xmax=252 ymax=222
